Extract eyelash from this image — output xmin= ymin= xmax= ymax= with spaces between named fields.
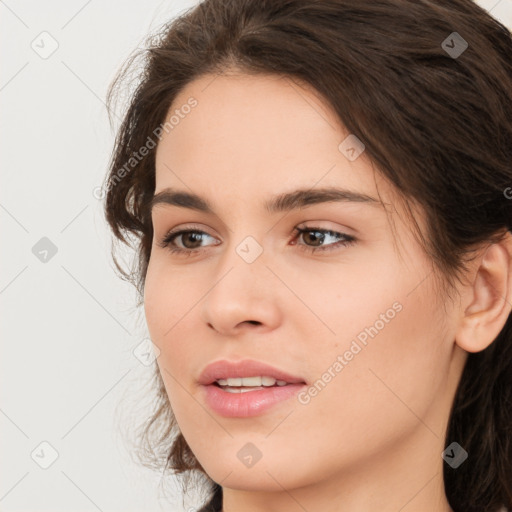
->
xmin=157 ymin=225 xmax=357 ymax=256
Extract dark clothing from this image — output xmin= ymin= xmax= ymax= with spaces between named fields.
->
xmin=197 ymin=484 xmax=223 ymax=512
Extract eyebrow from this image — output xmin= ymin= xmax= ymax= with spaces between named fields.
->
xmin=149 ymin=186 xmax=383 ymax=215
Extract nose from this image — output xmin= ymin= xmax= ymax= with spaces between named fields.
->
xmin=199 ymin=241 xmax=283 ymax=336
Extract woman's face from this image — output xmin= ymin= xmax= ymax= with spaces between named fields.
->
xmin=144 ymin=72 xmax=465 ymax=504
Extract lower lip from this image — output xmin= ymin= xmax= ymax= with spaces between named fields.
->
xmin=201 ymin=383 xmax=307 ymax=417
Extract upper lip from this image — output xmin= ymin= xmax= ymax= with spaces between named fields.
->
xmin=198 ymin=359 xmax=307 ymax=385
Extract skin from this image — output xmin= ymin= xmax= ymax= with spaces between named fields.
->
xmin=143 ymin=71 xmax=512 ymax=512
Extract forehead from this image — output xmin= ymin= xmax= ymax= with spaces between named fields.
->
xmin=154 ymin=72 xmax=388 ymax=202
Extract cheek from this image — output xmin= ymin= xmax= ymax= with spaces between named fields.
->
xmin=143 ymin=259 xmax=203 ymax=383
xmin=307 ymin=262 xmax=448 ymax=420
xmin=143 ymin=258 xmax=193 ymax=337
xmin=143 ymin=264 xmax=168 ymax=338
xmin=328 ymin=285 xmax=447 ymax=426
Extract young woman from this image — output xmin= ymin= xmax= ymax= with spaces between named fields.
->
xmin=103 ymin=1 xmax=512 ymax=511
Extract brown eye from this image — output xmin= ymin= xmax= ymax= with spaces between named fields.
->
xmin=301 ymin=229 xmax=325 ymax=247
xmin=158 ymin=229 xmax=218 ymax=254
xmin=292 ymin=227 xmax=357 ymax=253
xmin=174 ymin=231 xmax=205 ymax=249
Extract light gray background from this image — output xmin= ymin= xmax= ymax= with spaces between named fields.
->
xmin=1 ymin=1 xmax=511 ymax=511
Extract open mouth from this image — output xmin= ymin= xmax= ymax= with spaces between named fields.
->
xmin=211 ymin=381 xmax=296 ymax=393
xmin=211 ymin=375 xmax=304 ymax=393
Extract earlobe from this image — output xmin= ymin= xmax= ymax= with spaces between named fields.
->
xmin=455 ymin=236 xmax=512 ymax=354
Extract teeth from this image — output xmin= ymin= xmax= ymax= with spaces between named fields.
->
xmin=223 ymin=387 xmax=264 ymax=393
xmin=215 ymin=376 xmax=290 ymax=387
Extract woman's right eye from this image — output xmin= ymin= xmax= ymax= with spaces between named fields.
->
xmin=157 ymin=229 xmax=218 ymax=255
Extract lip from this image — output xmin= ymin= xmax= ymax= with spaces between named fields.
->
xmin=198 ymin=359 xmax=307 ymax=418
xmin=201 ymin=382 xmax=307 ymax=417
xmin=198 ymin=359 xmax=306 ymax=386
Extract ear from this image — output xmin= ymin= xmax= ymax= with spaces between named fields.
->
xmin=455 ymin=231 xmax=512 ymax=353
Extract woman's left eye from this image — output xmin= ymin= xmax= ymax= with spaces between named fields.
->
xmin=157 ymin=226 xmax=357 ymax=256
xmin=291 ymin=226 xmax=357 ymax=253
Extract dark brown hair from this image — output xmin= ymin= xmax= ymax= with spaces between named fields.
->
xmin=103 ymin=1 xmax=512 ymax=510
